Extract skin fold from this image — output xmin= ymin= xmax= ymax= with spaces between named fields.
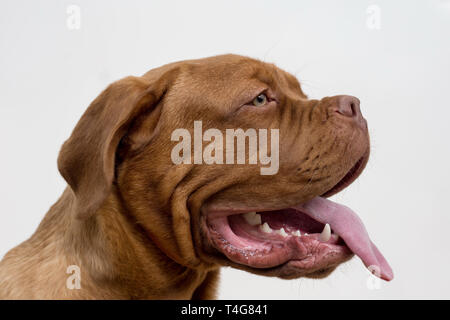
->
xmin=0 ymin=54 xmax=369 ymax=299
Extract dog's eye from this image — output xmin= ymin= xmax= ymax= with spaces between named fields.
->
xmin=252 ymin=93 xmax=268 ymax=107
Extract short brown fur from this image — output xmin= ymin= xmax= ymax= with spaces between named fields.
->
xmin=0 ymin=54 xmax=369 ymax=299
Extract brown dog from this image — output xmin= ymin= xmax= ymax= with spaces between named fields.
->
xmin=0 ymin=54 xmax=392 ymax=299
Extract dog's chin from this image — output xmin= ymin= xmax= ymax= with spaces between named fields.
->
xmin=220 ymin=250 xmax=352 ymax=280
xmin=236 ymin=258 xmax=347 ymax=280
xmin=201 ymin=152 xmax=379 ymax=280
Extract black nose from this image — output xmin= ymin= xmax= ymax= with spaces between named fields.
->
xmin=335 ymin=95 xmax=366 ymax=128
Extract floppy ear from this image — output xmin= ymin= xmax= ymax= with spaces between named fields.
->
xmin=58 ymin=74 xmax=170 ymax=219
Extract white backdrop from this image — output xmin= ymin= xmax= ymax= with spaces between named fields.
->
xmin=1 ymin=0 xmax=449 ymax=299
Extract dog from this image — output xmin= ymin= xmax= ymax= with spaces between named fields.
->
xmin=0 ymin=54 xmax=393 ymax=299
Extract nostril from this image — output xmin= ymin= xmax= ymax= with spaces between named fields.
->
xmin=337 ymin=95 xmax=360 ymax=118
xmin=349 ymin=101 xmax=358 ymax=116
xmin=337 ymin=102 xmax=353 ymax=117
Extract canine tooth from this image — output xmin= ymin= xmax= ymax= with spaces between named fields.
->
xmin=292 ymin=230 xmax=301 ymax=237
xmin=319 ymin=223 xmax=331 ymax=242
xmin=260 ymin=222 xmax=273 ymax=233
xmin=275 ymin=228 xmax=289 ymax=237
xmin=243 ymin=212 xmax=262 ymax=226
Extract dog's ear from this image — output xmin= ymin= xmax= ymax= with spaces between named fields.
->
xmin=58 ymin=73 xmax=173 ymax=219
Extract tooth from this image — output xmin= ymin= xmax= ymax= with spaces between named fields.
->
xmin=260 ymin=222 xmax=273 ymax=233
xmin=243 ymin=212 xmax=262 ymax=226
xmin=275 ymin=228 xmax=288 ymax=237
xmin=319 ymin=223 xmax=331 ymax=242
xmin=292 ymin=230 xmax=301 ymax=237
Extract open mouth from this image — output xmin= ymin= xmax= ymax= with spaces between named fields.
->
xmin=204 ymin=155 xmax=394 ymax=281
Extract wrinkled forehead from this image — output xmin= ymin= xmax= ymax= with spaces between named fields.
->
xmin=180 ymin=55 xmax=306 ymax=100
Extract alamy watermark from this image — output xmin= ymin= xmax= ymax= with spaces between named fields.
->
xmin=66 ymin=5 xmax=81 ymax=30
xmin=170 ymin=121 xmax=279 ymax=175
xmin=366 ymin=4 xmax=381 ymax=30
xmin=66 ymin=265 xmax=81 ymax=290
xmin=366 ymin=264 xmax=382 ymax=290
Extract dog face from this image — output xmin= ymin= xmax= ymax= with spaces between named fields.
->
xmin=58 ymin=54 xmax=378 ymax=282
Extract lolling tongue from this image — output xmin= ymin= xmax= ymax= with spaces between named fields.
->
xmin=295 ymin=197 xmax=393 ymax=281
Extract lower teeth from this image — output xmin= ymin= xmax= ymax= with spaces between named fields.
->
xmin=244 ymin=213 xmax=333 ymax=242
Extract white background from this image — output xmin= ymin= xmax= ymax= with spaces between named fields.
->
xmin=1 ymin=0 xmax=449 ymax=299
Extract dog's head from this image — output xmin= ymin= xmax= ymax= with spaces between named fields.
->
xmin=58 ymin=54 xmax=392 ymax=281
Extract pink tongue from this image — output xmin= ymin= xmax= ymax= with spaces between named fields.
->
xmin=295 ymin=197 xmax=393 ymax=281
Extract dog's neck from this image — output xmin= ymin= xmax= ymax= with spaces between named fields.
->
xmin=37 ymin=186 xmax=211 ymax=299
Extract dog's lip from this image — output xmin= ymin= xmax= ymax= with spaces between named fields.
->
xmin=321 ymin=152 xmax=369 ymax=198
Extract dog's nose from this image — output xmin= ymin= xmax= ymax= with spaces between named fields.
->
xmin=335 ymin=95 xmax=366 ymax=128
